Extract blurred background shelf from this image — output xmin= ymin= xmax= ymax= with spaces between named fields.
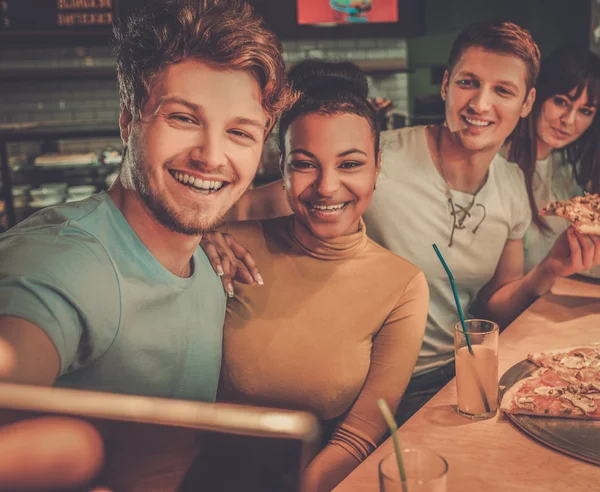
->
xmin=0 ymin=121 xmax=121 ymax=229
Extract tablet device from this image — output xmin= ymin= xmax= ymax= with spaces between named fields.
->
xmin=0 ymin=382 xmax=321 ymax=491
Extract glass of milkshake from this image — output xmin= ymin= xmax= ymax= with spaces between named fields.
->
xmin=454 ymin=319 xmax=499 ymax=419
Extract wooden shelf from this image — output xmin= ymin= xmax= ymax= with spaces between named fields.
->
xmin=0 ymin=121 xmax=119 ymax=141
xmin=287 ymin=59 xmax=410 ymax=74
xmin=0 ymin=67 xmax=115 ymax=82
xmin=0 ymin=60 xmax=408 ymax=84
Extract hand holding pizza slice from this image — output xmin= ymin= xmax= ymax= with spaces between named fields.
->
xmin=538 ymin=196 xmax=600 ymax=278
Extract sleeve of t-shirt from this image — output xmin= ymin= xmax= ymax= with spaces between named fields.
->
xmin=0 ymin=225 xmax=121 ymax=375
xmin=508 ymin=167 xmax=533 ymax=240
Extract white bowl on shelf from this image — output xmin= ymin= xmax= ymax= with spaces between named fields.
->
xmin=29 ymin=196 xmax=63 ymax=209
xmin=12 ymin=185 xmax=31 ymax=209
xmin=30 ymin=183 xmax=67 ymax=199
xmin=40 ymin=182 xmax=68 ymax=192
xmin=67 ymin=185 xmax=97 ymax=197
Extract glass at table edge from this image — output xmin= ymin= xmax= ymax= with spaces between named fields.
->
xmin=378 ymin=447 xmax=449 ymax=484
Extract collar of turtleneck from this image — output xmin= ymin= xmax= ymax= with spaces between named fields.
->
xmin=287 ymin=215 xmax=368 ymax=261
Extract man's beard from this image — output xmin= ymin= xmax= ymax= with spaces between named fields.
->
xmin=128 ymin=153 xmax=227 ymax=236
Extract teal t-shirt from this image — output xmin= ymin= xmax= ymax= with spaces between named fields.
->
xmin=0 ymin=192 xmax=226 ymax=401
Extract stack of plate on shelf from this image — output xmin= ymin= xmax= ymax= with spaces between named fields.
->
xmin=66 ymin=185 xmax=97 ymax=203
xmin=34 ymin=153 xmax=98 ymax=167
xmin=12 ymin=185 xmax=31 ymax=208
xmin=29 ymin=183 xmax=68 ymax=208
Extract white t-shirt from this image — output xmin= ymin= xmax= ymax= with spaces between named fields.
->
xmin=523 ymin=152 xmax=583 ymax=273
xmin=364 ymin=126 xmax=531 ymax=376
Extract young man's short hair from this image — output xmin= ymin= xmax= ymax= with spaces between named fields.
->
xmin=113 ymin=0 xmax=295 ymax=133
xmin=447 ymin=21 xmax=541 ymax=92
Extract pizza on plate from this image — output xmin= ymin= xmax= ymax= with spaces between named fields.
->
xmin=528 ymin=346 xmax=600 ymax=384
xmin=500 ymin=345 xmax=600 ymax=419
xmin=500 ymin=367 xmax=600 ymax=419
xmin=539 ymin=193 xmax=600 ymax=235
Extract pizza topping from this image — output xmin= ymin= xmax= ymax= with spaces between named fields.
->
xmin=561 ymin=354 xmax=589 ymax=369
xmin=560 ymin=392 xmax=597 ymax=414
xmin=559 ymin=405 xmax=573 ymax=416
xmin=588 ymin=382 xmax=600 ymax=392
xmin=516 ymin=396 xmax=535 ymax=408
xmin=533 ymin=386 xmax=562 ymax=396
xmin=567 ymin=383 xmax=582 ymax=394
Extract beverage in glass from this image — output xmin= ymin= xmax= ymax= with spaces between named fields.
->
xmin=379 ymin=448 xmax=448 ymax=492
xmin=454 ymin=319 xmax=499 ymax=418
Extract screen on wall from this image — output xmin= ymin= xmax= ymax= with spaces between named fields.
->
xmin=250 ymin=0 xmax=423 ymax=40
xmin=297 ymin=0 xmax=398 ymax=26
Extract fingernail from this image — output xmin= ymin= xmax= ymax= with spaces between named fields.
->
xmin=227 ymin=283 xmax=234 ymax=298
xmin=256 ymin=273 xmax=264 ymax=286
xmin=216 ymin=265 xmax=224 ymax=276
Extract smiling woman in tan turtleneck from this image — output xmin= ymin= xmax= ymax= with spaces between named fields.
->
xmin=214 ymin=60 xmax=428 ymax=492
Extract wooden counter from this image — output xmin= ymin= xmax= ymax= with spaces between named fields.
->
xmin=334 ymin=277 xmax=600 ymax=492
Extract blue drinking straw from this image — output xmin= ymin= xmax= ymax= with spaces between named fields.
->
xmin=432 ymin=243 xmax=490 ymax=413
xmin=432 ymin=243 xmax=473 ymax=355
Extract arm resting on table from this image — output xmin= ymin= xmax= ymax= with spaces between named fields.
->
xmin=303 ymin=272 xmax=429 ymax=491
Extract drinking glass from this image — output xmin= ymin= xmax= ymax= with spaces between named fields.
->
xmin=379 ymin=448 xmax=448 ymax=492
xmin=454 ymin=319 xmax=499 ymax=419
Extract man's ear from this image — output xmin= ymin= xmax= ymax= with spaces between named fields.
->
xmin=520 ymin=88 xmax=536 ymax=118
xmin=119 ymin=110 xmax=133 ymax=146
xmin=441 ymin=70 xmax=450 ymax=101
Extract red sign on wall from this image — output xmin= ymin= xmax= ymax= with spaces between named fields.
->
xmin=297 ymin=0 xmax=398 ymax=26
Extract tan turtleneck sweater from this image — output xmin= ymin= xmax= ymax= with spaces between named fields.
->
xmin=219 ymin=216 xmax=429 ymax=491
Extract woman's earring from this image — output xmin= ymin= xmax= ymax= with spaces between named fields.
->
xmin=373 ymin=183 xmax=377 ymax=191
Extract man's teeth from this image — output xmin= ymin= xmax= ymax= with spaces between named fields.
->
xmin=464 ymin=117 xmax=492 ymax=127
xmin=173 ymin=172 xmax=224 ymax=191
xmin=312 ymin=203 xmax=346 ymax=211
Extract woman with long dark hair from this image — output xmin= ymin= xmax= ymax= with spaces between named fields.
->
xmin=508 ymin=45 xmax=600 ymax=272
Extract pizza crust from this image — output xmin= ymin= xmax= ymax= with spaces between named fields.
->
xmin=500 ymin=376 xmax=529 ymax=413
xmin=528 ymin=345 xmax=600 ymax=363
xmin=572 ymin=223 xmax=600 ymax=235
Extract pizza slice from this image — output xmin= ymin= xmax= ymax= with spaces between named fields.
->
xmin=528 ymin=346 xmax=600 ymax=384
xmin=500 ymin=368 xmax=600 ymax=419
xmin=539 ymin=193 xmax=600 ymax=235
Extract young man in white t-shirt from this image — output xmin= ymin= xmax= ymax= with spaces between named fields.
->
xmin=208 ymin=21 xmax=600 ymax=423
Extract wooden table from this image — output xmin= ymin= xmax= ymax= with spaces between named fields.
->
xmin=334 ymin=277 xmax=600 ymax=492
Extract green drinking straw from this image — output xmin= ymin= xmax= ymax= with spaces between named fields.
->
xmin=432 ymin=243 xmax=491 ymax=413
xmin=377 ymin=399 xmax=408 ymax=492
